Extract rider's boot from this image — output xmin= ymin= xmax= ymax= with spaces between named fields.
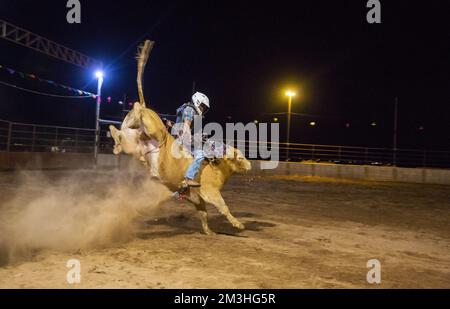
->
xmin=183 ymin=178 xmax=201 ymax=188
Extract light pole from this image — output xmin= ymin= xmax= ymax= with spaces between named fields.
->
xmin=393 ymin=97 xmax=399 ymax=166
xmin=94 ymin=70 xmax=104 ymax=166
xmin=285 ymin=91 xmax=296 ymax=161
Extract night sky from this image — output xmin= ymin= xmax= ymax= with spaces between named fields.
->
xmin=0 ymin=0 xmax=449 ymax=149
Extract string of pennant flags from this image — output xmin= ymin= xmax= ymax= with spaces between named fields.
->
xmin=0 ymin=64 xmax=97 ymax=99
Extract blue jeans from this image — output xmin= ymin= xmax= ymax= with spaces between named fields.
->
xmin=185 ymin=149 xmax=204 ymax=180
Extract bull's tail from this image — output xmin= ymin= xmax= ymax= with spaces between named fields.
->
xmin=136 ymin=40 xmax=155 ymax=108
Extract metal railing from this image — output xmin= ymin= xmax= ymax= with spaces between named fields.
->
xmin=0 ymin=119 xmax=114 ymax=154
xmin=240 ymin=141 xmax=450 ymax=168
xmin=1 ymin=119 xmax=449 ymax=168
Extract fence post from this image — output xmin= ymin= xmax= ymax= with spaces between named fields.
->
xmin=6 ymin=122 xmax=12 ymax=152
xmin=92 ymin=130 xmax=96 ymax=154
xmin=422 ymin=150 xmax=427 ymax=168
xmin=75 ymin=129 xmax=79 ymax=153
xmin=338 ymin=146 xmax=342 ymax=162
xmin=55 ymin=128 xmax=58 ymax=149
xmin=393 ymin=148 xmax=397 ymax=167
xmin=311 ymin=145 xmax=315 ymax=161
xmin=364 ymin=148 xmax=369 ymax=165
xmin=31 ymin=126 xmax=36 ymax=152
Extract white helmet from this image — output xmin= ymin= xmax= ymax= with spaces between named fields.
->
xmin=192 ymin=92 xmax=210 ymax=116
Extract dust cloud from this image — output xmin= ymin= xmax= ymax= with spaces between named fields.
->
xmin=0 ymin=169 xmax=171 ymax=265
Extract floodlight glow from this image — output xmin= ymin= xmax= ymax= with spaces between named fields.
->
xmin=285 ymin=91 xmax=296 ymax=97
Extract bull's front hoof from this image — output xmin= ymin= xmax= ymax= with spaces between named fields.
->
xmin=204 ymin=229 xmax=216 ymax=236
xmin=234 ymin=222 xmax=245 ymax=230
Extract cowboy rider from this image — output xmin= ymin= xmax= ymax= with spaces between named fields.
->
xmin=173 ymin=92 xmax=210 ymax=187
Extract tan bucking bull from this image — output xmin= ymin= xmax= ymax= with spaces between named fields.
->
xmin=109 ymin=40 xmax=252 ymax=235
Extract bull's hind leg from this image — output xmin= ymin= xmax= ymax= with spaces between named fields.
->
xmin=193 ymin=198 xmax=216 ymax=235
xmin=202 ymin=191 xmax=245 ymax=230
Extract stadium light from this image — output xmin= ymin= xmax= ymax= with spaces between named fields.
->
xmin=94 ymin=70 xmax=105 ymax=165
xmin=285 ymin=90 xmax=297 ymax=161
xmin=285 ymin=91 xmax=296 ymax=97
xmin=95 ymin=70 xmax=104 ymax=79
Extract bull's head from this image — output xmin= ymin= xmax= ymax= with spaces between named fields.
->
xmin=109 ymin=125 xmax=141 ymax=155
xmin=223 ymin=147 xmax=252 ymax=173
xmin=109 ymin=126 xmax=123 ymax=155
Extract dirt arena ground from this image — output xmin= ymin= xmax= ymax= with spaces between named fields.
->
xmin=0 ymin=169 xmax=449 ymax=288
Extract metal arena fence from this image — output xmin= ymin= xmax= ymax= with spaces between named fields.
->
xmin=0 ymin=119 xmax=449 ymax=168
xmin=0 ymin=119 xmax=111 ymax=154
